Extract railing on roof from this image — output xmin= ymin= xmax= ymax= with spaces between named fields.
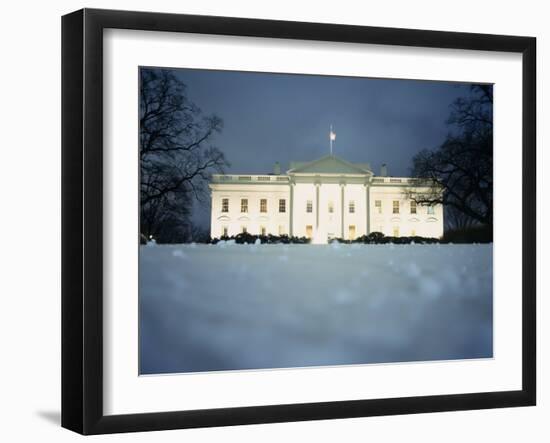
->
xmin=211 ymin=174 xmax=290 ymax=184
xmin=211 ymin=174 xmax=434 ymax=185
xmin=371 ymin=177 xmax=435 ymax=185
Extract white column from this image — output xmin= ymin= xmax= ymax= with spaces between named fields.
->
xmin=365 ymin=181 xmax=371 ymax=235
xmin=289 ymin=182 xmax=294 ymax=236
xmin=315 ymin=182 xmax=320 ymax=229
xmin=340 ymin=182 xmax=345 ymax=238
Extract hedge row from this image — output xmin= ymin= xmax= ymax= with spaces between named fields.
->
xmin=211 ymin=232 xmax=310 ymax=244
xmin=209 ymin=227 xmax=492 ymax=245
xmin=210 ymin=231 xmax=439 ymax=245
xmin=334 ymin=232 xmax=440 ymax=245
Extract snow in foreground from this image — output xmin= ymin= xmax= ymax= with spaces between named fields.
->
xmin=140 ymin=243 xmax=492 ymax=374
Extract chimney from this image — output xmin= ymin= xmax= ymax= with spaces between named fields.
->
xmin=380 ymin=163 xmax=388 ymax=177
xmin=273 ymin=162 xmax=281 ymax=175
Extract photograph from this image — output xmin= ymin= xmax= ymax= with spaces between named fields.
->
xmin=138 ymin=67 xmax=494 ymax=375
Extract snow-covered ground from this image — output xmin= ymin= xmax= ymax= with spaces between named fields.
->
xmin=140 ymin=243 xmax=493 ymax=374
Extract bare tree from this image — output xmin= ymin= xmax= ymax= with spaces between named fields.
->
xmin=445 ymin=205 xmax=477 ymax=231
xmin=189 ymin=224 xmax=211 ymax=243
xmin=408 ymin=85 xmax=493 ymax=225
xmin=140 ymin=69 xmax=229 ymax=242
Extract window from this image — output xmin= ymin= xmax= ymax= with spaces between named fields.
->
xmin=410 ymin=200 xmax=417 ymax=214
xmin=306 ymin=225 xmax=313 ymax=239
xmin=349 ymin=200 xmax=355 ymax=213
xmin=306 ymin=200 xmax=313 ymax=213
xmin=240 ymin=198 xmax=248 ymax=213
xmin=427 ymin=205 xmax=435 ymax=215
xmin=411 ymin=229 xmax=416 ymax=236
xmin=222 ymin=226 xmax=228 ymax=237
xmin=393 ymin=200 xmax=400 ymax=214
xmin=242 ymin=226 xmax=247 ymax=234
xmin=279 ymin=199 xmax=286 ymax=213
xmin=221 ymin=198 xmax=229 ymax=213
xmin=328 ymin=201 xmax=334 ymax=213
xmin=260 ymin=226 xmax=266 ymax=236
xmin=393 ymin=226 xmax=399 ymax=237
xmin=260 ymin=198 xmax=267 ymax=213
xmin=349 ymin=225 xmax=356 ymax=240
xmin=278 ymin=225 xmax=285 ymax=235
xmin=375 ymin=200 xmax=382 ymax=214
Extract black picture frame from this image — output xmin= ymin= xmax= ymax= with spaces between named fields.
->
xmin=61 ymin=8 xmax=536 ymax=435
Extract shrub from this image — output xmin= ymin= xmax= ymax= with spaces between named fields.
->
xmin=210 ymin=228 xmax=493 ymax=245
xmin=348 ymin=232 xmax=440 ymax=244
xmin=211 ymin=233 xmax=310 ymax=245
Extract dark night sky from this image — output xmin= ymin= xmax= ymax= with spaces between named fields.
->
xmin=166 ymin=68 xmax=477 ymax=227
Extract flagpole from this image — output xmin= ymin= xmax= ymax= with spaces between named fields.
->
xmin=330 ymin=124 xmax=333 ymax=155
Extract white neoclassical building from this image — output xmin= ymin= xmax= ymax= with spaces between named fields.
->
xmin=209 ymin=155 xmax=443 ymax=243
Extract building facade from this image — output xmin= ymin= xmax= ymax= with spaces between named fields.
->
xmin=209 ymin=155 xmax=443 ymax=243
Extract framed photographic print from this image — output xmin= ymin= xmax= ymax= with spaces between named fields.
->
xmin=61 ymin=8 xmax=536 ymax=435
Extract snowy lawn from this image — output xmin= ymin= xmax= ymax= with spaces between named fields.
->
xmin=140 ymin=243 xmax=492 ymax=374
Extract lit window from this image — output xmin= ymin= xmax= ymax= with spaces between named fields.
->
xmin=393 ymin=200 xmax=400 ymax=214
xmin=278 ymin=225 xmax=285 ymax=235
xmin=260 ymin=199 xmax=267 ymax=213
xmin=349 ymin=225 xmax=356 ymax=240
xmin=306 ymin=225 xmax=313 ymax=239
xmin=427 ymin=205 xmax=435 ymax=215
xmin=279 ymin=199 xmax=286 ymax=213
xmin=242 ymin=226 xmax=247 ymax=234
xmin=328 ymin=201 xmax=334 ymax=213
xmin=241 ymin=198 xmax=248 ymax=213
xmin=306 ymin=200 xmax=313 ymax=213
xmin=221 ymin=198 xmax=229 ymax=213
xmin=410 ymin=200 xmax=417 ymax=214
xmin=260 ymin=226 xmax=266 ymax=236
xmin=411 ymin=229 xmax=416 ymax=236
xmin=393 ymin=226 xmax=399 ymax=237
xmin=375 ymin=200 xmax=382 ymax=214
xmin=349 ymin=200 xmax=355 ymax=213
xmin=222 ymin=226 xmax=228 ymax=237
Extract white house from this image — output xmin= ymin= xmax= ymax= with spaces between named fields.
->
xmin=209 ymin=155 xmax=443 ymax=243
